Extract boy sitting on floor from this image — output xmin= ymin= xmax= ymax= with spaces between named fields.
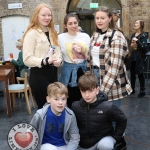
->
xmin=30 ymin=82 xmax=80 ymax=150
xmin=72 ymin=73 xmax=127 ymax=150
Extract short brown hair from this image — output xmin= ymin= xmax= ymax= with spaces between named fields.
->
xmin=78 ymin=74 xmax=98 ymax=91
xmin=47 ymin=82 xmax=68 ymax=97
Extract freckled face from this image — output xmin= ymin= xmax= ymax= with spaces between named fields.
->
xmin=46 ymin=94 xmax=67 ymax=116
xmin=38 ymin=7 xmax=52 ymax=27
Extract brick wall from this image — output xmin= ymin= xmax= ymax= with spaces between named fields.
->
xmin=121 ymin=0 xmax=150 ymax=38
xmin=0 ymin=0 xmax=67 ymax=56
xmin=0 ymin=0 xmax=150 ymax=55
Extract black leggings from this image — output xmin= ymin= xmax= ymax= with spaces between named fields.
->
xmin=29 ymin=66 xmax=57 ymax=109
xmin=67 ymin=68 xmax=84 ymax=109
xmin=130 ymin=61 xmax=145 ymax=89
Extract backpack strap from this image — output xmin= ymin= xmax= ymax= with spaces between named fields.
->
xmin=109 ymin=30 xmax=116 ymax=47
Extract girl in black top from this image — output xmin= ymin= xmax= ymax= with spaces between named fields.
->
xmin=130 ymin=20 xmax=148 ymax=97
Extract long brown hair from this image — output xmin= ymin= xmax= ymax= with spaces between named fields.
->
xmin=135 ymin=20 xmax=144 ymax=33
xmin=94 ymin=6 xmax=122 ymax=33
xmin=23 ymin=3 xmax=58 ymax=46
xmin=63 ymin=13 xmax=80 ymax=33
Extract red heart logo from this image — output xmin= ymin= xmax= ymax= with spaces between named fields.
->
xmin=14 ymin=132 xmax=33 ymax=148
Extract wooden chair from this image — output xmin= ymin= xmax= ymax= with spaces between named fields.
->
xmin=8 ymin=69 xmax=35 ymax=114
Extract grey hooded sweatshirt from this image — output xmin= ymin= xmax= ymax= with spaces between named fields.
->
xmin=30 ymin=103 xmax=80 ymax=150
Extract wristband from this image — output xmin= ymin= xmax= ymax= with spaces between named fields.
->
xmin=41 ymin=59 xmax=44 ymax=66
xmin=45 ymin=57 xmax=54 ymax=66
xmin=45 ymin=57 xmax=49 ymax=65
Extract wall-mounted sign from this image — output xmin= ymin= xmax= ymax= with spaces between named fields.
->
xmin=54 ymin=25 xmax=60 ymax=34
xmin=90 ymin=3 xmax=99 ymax=9
xmin=8 ymin=3 xmax=22 ymax=9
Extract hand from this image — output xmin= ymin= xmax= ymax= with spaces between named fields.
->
xmin=49 ymin=47 xmax=54 ymax=57
xmin=132 ymin=37 xmax=138 ymax=41
xmin=53 ymin=58 xmax=62 ymax=67
xmin=48 ymin=57 xmax=53 ymax=64
xmin=48 ymin=48 xmax=54 ymax=64
xmin=131 ymin=43 xmax=137 ymax=48
xmin=131 ymin=39 xmax=137 ymax=48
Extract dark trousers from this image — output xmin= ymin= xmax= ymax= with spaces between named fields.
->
xmin=67 ymin=68 xmax=84 ymax=109
xmin=29 ymin=66 xmax=57 ymax=109
xmin=130 ymin=61 xmax=145 ymax=89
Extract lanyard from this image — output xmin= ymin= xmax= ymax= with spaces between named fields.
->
xmin=45 ymin=31 xmax=52 ymax=47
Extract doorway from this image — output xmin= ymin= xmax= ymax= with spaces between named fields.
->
xmin=67 ymin=0 xmax=122 ymax=36
xmin=2 ymin=16 xmax=29 ymax=60
xmin=79 ymin=15 xmax=94 ymax=36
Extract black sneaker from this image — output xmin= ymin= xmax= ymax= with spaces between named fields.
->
xmin=0 ymin=91 xmax=4 ymax=96
xmin=131 ymin=89 xmax=135 ymax=94
xmin=138 ymin=91 xmax=145 ymax=98
xmin=114 ymin=137 xmax=127 ymax=150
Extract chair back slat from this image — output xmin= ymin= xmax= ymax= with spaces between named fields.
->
xmin=8 ymin=67 xmax=35 ymax=114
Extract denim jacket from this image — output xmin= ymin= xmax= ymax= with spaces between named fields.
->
xmin=59 ymin=61 xmax=86 ymax=87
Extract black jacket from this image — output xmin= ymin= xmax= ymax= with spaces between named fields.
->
xmin=130 ymin=32 xmax=148 ymax=74
xmin=72 ymin=92 xmax=127 ymax=149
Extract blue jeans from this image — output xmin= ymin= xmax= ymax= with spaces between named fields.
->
xmin=112 ymin=99 xmax=121 ymax=108
xmin=93 ymin=68 xmax=100 ymax=86
xmin=93 ymin=68 xmax=121 ymax=108
xmin=59 ymin=61 xmax=86 ymax=87
xmin=111 ymin=99 xmax=121 ymax=129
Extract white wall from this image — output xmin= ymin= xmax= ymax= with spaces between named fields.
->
xmin=2 ymin=16 xmax=29 ymax=60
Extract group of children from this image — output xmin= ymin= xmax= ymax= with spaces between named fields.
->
xmin=30 ymin=73 xmax=127 ymax=150
xmin=9 ymin=3 xmax=128 ymax=150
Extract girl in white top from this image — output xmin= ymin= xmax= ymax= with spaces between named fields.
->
xmin=58 ymin=14 xmax=90 ymax=108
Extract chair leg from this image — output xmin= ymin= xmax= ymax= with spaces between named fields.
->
xmin=18 ymin=92 xmax=20 ymax=98
xmin=24 ymin=91 xmax=31 ymax=114
xmin=29 ymin=88 xmax=35 ymax=108
xmin=12 ymin=93 xmax=15 ymax=107
xmin=10 ymin=93 xmax=13 ymax=108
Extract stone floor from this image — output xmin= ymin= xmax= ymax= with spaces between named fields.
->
xmin=0 ymin=81 xmax=150 ymax=150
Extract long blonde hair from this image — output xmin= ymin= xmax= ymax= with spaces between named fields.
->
xmin=23 ymin=3 xmax=58 ymax=46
